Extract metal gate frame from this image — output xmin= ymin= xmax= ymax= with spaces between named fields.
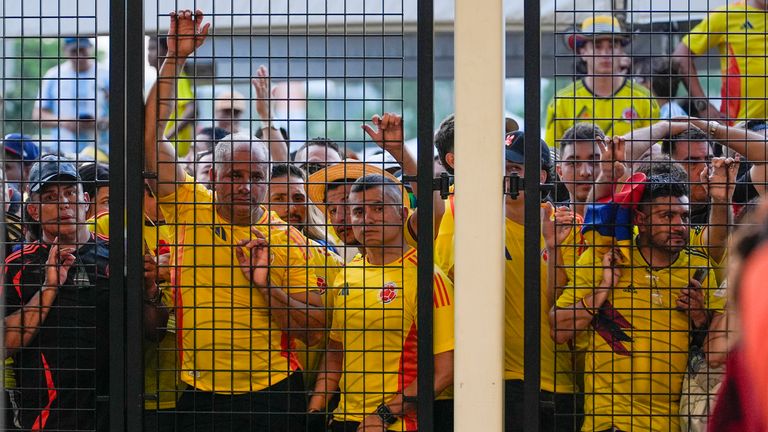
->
xmin=105 ymin=1 xmax=441 ymax=431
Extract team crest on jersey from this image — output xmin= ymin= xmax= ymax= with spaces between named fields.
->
xmin=621 ymin=107 xmax=639 ymax=121
xmin=316 ymin=277 xmax=327 ymax=295
xmin=379 ymin=282 xmax=398 ymax=304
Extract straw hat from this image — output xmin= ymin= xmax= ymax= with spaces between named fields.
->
xmin=307 ymin=160 xmax=411 ymax=212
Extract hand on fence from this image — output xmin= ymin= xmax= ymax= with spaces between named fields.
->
xmin=362 ymin=113 xmax=404 ymax=161
xmin=703 ymin=156 xmax=740 ymax=203
xmin=235 ymin=228 xmax=270 ymax=288
xmin=541 ymin=202 xmax=575 ymax=251
xmin=44 ymin=239 xmax=76 ymax=290
xmin=677 ymin=278 xmax=708 ymax=328
xmin=168 ymin=9 xmax=210 ymax=59
xmin=597 ymin=135 xmax=626 ymax=181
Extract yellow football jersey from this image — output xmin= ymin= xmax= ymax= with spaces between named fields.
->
xmin=158 ymin=175 xmax=311 ymax=393
xmin=545 ymin=79 xmax=659 ymax=147
xmin=329 ymin=249 xmax=454 ymax=430
xmin=556 ymin=241 xmax=726 ymax=431
xmin=434 ymin=193 xmax=455 ymax=280
xmin=504 ymin=219 xmax=576 ymax=394
xmin=294 ymin=239 xmax=344 ymax=388
xmin=683 ymin=3 xmax=768 ymax=122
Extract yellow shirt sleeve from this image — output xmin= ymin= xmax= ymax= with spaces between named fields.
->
xmin=683 ymin=11 xmax=725 ymax=55
xmin=544 ymin=98 xmax=558 ymax=147
xmin=432 ymin=269 xmax=455 ymax=355
xmin=157 ymin=174 xmax=212 ymax=225
xmin=268 ymin=225 xmax=312 ymax=294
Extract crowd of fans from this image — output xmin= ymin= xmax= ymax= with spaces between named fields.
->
xmin=4 ymin=2 xmax=768 ymax=431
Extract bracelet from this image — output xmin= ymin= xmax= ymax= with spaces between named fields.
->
xmin=708 ymin=121 xmax=719 ymax=137
xmin=581 ymin=297 xmax=596 ymax=316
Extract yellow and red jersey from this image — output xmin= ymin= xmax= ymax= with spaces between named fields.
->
xmin=683 ymin=3 xmax=768 ymax=122
xmin=557 ymin=240 xmax=726 ymax=431
xmin=329 ymin=249 xmax=454 ymax=430
xmin=158 ymin=175 xmax=312 ymax=393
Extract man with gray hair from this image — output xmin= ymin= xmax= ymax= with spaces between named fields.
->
xmin=144 ymin=10 xmax=322 ymax=430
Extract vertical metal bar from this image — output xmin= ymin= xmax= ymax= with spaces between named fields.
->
xmin=416 ymin=0 xmax=435 ymax=430
xmin=523 ymin=0 xmax=542 ymax=430
xmin=454 ymin=0 xmax=505 ymax=429
xmin=125 ymin=0 xmax=146 ymax=430
xmin=108 ymin=0 xmax=126 ymax=430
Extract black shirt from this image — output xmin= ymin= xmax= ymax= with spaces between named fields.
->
xmin=4 ymin=235 xmax=110 ymax=431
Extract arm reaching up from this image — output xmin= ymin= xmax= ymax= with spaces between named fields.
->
xmin=362 ymin=113 xmax=446 ymax=239
xmin=144 ymin=9 xmax=209 ymax=197
xmin=253 ymin=65 xmax=288 ymax=162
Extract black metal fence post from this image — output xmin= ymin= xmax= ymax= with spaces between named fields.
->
xmin=108 ymin=0 xmax=127 ymax=430
xmin=523 ymin=0 xmax=543 ymax=431
xmin=125 ymin=0 xmax=146 ymax=430
xmin=416 ymin=0 xmax=436 ymax=430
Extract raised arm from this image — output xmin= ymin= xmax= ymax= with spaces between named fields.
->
xmin=362 ymin=113 xmax=446 ymax=239
xmin=699 ymin=157 xmax=739 ymax=264
xmin=253 ymin=65 xmax=288 ymax=162
xmin=672 ymin=43 xmax=724 ymax=122
xmin=684 ymin=118 xmax=768 ymax=197
xmin=144 ymin=10 xmax=209 ymax=197
xmin=588 ymin=136 xmax=627 ymax=203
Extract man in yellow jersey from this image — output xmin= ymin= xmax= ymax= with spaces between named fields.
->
xmin=148 ymin=34 xmax=196 ymax=157
xmin=433 ymin=113 xmax=520 ymax=279
xmin=673 ymin=0 xmax=768 ymax=124
xmin=307 ymin=159 xmax=412 ymax=262
xmin=545 ymin=15 xmax=659 ymax=148
xmin=144 ymin=11 xmax=322 ymax=430
xmin=307 ymin=174 xmax=454 ymax=432
xmin=551 ymin=175 xmax=727 ymax=431
xmin=501 ymin=131 xmax=581 ymax=432
xmin=269 ymin=163 xmax=344 ymax=389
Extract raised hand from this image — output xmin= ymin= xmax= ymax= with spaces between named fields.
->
xmin=596 ymin=136 xmax=627 ymax=181
xmin=252 ymin=65 xmax=273 ymax=122
xmin=167 ymin=9 xmax=210 ymax=59
xmin=702 ymin=156 xmax=740 ymax=203
xmin=362 ymin=113 xmax=405 ymax=160
xmin=235 ymin=228 xmax=270 ymax=288
xmin=44 ymin=239 xmax=76 ymax=289
xmin=541 ymin=202 xmax=576 ymax=250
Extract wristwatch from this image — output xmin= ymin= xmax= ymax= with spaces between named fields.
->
xmin=375 ymin=403 xmax=398 ymax=425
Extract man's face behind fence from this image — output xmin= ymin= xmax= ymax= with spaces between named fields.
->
xmin=348 ymin=185 xmax=405 ymax=247
xmin=212 ymin=143 xmax=269 ymax=224
xmin=635 ymin=195 xmax=691 ymax=254
xmin=28 ymin=184 xmax=89 ymax=239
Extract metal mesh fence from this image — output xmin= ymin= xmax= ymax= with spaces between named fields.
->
xmin=2 ymin=0 xmax=767 ymax=431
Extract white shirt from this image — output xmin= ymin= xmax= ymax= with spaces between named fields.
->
xmin=38 ymin=61 xmax=109 ymax=154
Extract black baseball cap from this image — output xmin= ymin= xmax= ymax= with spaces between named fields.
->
xmin=504 ymin=131 xmax=552 ymax=171
xmin=28 ymin=156 xmax=80 ymax=193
